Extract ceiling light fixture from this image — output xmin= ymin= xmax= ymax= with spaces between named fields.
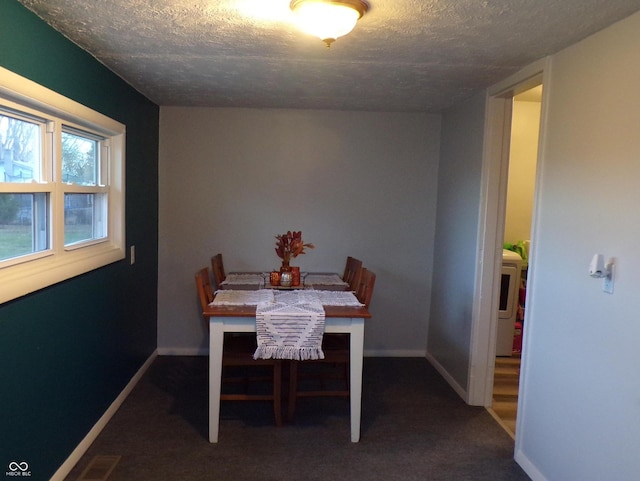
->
xmin=290 ymin=0 xmax=369 ymax=48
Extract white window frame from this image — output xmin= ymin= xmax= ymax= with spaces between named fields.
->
xmin=0 ymin=67 xmax=125 ymax=304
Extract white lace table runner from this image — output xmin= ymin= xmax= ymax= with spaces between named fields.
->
xmin=303 ymin=274 xmax=348 ymax=287
xmin=211 ymin=290 xmax=274 ymax=306
xmin=220 ymin=273 xmax=265 ymax=286
xmin=274 ymin=290 xmax=319 ymax=305
xmin=254 ymin=301 xmax=325 ymax=360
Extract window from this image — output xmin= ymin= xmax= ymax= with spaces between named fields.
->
xmin=0 ymin=67 xmax=125 ymax=304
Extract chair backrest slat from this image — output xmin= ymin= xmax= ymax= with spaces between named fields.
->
xmin=356 ymin=268 xmax=376 ymax=308
xmin=195 ymin=267 xmax=214 ymax=330
xmin=342 ymin=256 xmax=363 ymax=292
xmin=211 ymin=253 xmax=226 ymax=289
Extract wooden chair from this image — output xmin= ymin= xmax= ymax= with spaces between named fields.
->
xmin=355 ymin=268 xmax=376 ymax=308
xmin=287 ymin=268 xmax=376 ymax=421
xmin=195 ymin=267 xmax=216 ymax=331
xmin=211 ymin=253 xmax=226 ymax=290
xmin=342 ymin=256 xmax=363 ymax=291
xmin=196 ymin=267 xmax=283 ymax=426
xmin=324 ymin=255 xmax=362 ymax=358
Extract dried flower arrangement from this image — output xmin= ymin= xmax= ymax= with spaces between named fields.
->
xmin=275 ymin=230 xmax=314 ymax=269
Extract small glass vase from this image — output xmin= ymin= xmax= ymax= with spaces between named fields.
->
xmin=269 ymin=271 xmax=281 ymax=286
xmin=280 ymin=258 xmax=291 ymax=273
xmin=291 ymin=266 xmax=301 ymax=286
xmin=280 ymin=271 xmax=293 ymax=288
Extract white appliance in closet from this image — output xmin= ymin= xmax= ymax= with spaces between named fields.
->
xmin=496 ymin=249 xmax=522 ymax=356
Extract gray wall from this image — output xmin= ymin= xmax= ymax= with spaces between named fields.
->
xmin=515 ymin=11 xmax=640 ymax=481
xmin=432 ymin=10 xmax=640 ymax=481
xmin=158 ymin=108 xmax=440 ymax=356
xmin=428 ymin=92 xmax=486 ymax=390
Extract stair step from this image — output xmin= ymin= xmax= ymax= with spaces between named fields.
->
xmin=493 ymin=382 xmax=519 ymax=396
xmin=495 ymin=355 xmax=521 ymax=364
xmin=492 ymin=356 xmax=521 ymax=436
xmin=493 ymin=368 xmax=520 ymax=380
xmin=491 ymin=400 xmax=518 ymax=417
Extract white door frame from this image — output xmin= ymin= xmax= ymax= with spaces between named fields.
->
xmin=467 ymin=57 xmax=550 ymax=407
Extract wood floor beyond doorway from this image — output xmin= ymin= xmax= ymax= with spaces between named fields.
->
xmin=488 ymin=356 xmax=521 ymax=439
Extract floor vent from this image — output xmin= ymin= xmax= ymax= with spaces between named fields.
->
xmin=77 ymin=455 xmax=121 ymax=481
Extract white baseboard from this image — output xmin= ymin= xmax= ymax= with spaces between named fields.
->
xmin=425 ymin=351 xmax=469 ymax=402
xmin=515 ymin=448 xmax=548 ymax=481
xmin=50 ymin=350 xmax=158 ymax=481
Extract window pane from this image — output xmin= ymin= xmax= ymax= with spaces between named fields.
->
xmin=64 ymin=193 xmax=107 ymax=245
xmin=62 ymin=130 xmax=99 ymax=185
xmin=0 ymin=193 xmax=48 ymax=261
xmin=0 ymin=113 xmax=40 ymax=183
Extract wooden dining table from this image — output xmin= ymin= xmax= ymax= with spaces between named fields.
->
xmin=203 ymin=277 xmax=372 ymax=443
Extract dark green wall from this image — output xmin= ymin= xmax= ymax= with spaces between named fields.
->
xmin=0 ymin=1 xmax=159 ymax=479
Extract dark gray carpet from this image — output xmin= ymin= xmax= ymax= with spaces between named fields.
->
xmin=65 ymin=356 xmax=530 ymax=481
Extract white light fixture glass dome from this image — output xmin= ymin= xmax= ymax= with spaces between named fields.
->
xmin=290 ymin=0 xmax=368 ymax=47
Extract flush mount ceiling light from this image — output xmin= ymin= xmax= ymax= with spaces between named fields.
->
xmin=290 ymin=0 xmax=369 ymax=47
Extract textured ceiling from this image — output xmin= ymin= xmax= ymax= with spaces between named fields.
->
xmin=16 ymin=0 xmax=640 ymax=112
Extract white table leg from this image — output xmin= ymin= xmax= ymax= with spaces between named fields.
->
xmin=209 ymin=318 xmax=225 ymax=443
xmin=349 ymin=317 xmax=365 ymax=442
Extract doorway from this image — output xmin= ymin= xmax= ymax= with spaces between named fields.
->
xmin=488 ymin=84 xmax=542 ymax=437
xmin=466 ymin=58 xmax=548 ymax=436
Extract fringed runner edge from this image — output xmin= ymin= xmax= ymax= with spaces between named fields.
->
xmin=253 ymin=346 xmax=325 ymax=361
